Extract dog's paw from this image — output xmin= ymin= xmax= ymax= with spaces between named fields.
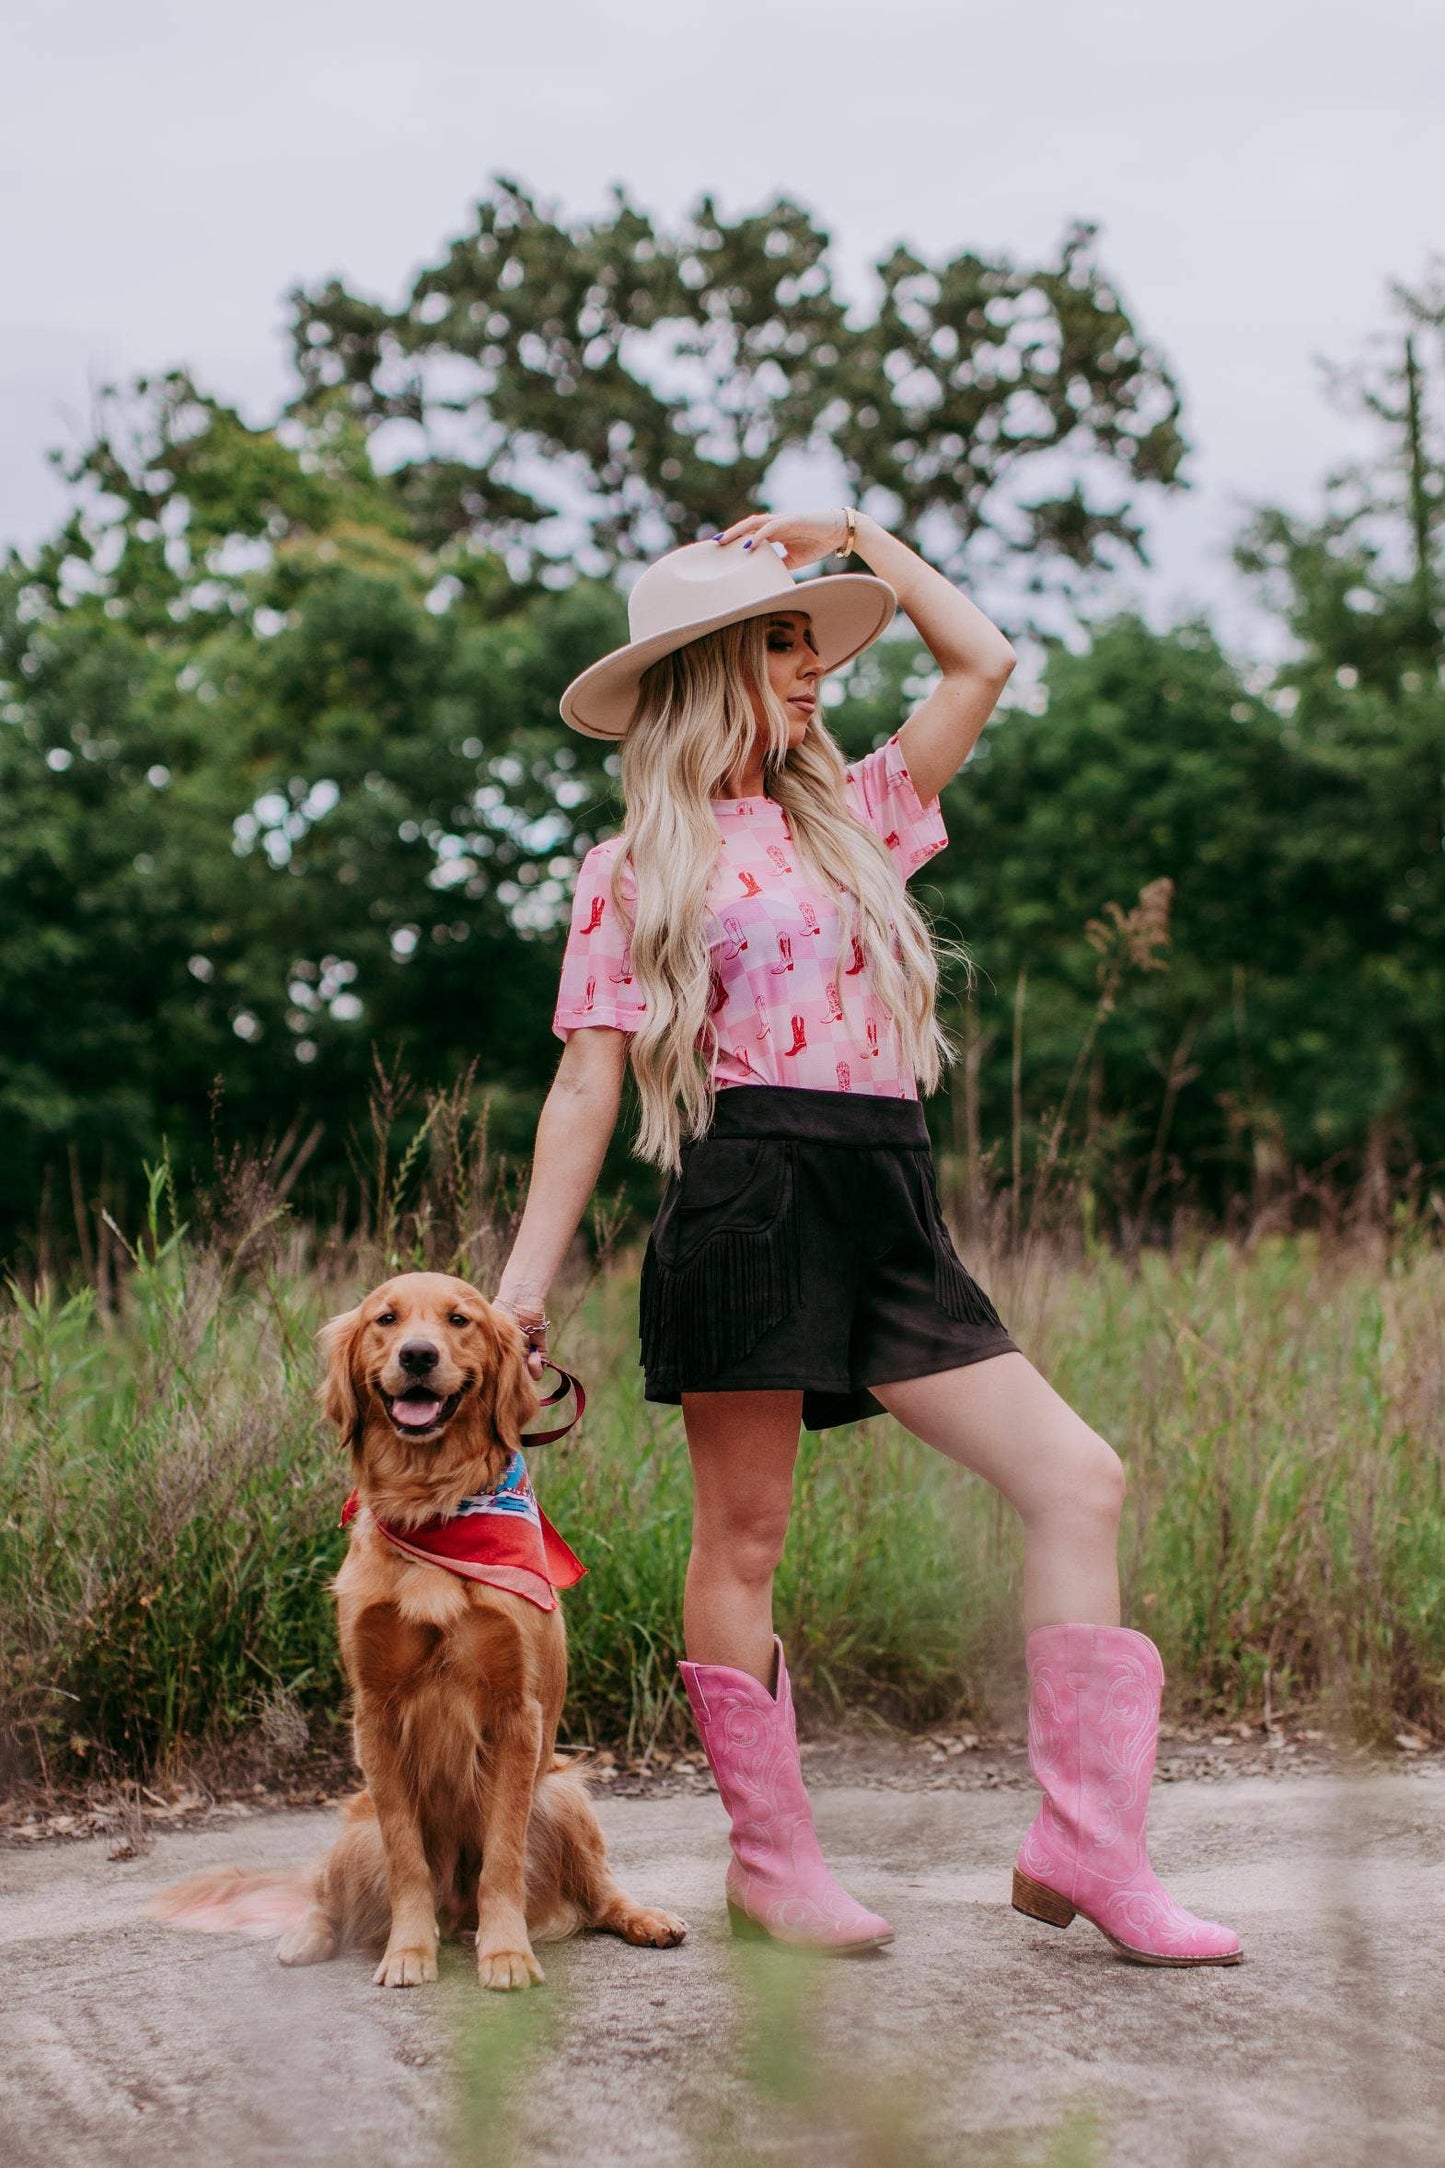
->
xmin=619 ymin=1907 xmax=688 ymax=1948
xmin=277 ymin=1910 xmax=339 ymax=1968
xmin=373 ymin=1943 xmax=438 ymax=1988
xmin=477 ymin=1944 xmax=544 ymax=1992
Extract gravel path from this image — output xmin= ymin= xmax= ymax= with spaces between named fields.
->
xmin=3 ymin=1771 xmax=1443 ymax=2167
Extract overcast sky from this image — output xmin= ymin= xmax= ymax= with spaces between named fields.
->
xmin=4 ymin=0 xmax=1441 ymax=651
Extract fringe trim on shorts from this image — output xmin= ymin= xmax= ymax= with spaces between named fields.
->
xmin=640 ymin=1153 xmax=803 ymax=1387
xmin=929 ymin=1210 xmax=1007 ymax=1331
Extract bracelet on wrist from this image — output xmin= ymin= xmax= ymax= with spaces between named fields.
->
xmin=496 ymin=1295 xmax=548 ymax=1327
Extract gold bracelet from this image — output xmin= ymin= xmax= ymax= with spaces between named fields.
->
xmin=838 ymin=505 xmax=857 ymax=560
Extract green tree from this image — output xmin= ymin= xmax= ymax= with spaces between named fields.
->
xmin=1 ymin=177 xmax=1193 ymax=1255
xmin=896 ymin=615 xmax=1359 ymax=1222
xmin=1236 ymin=263 xmax=1443 ymax=686
xmin=10 ymin=201 xmax=1437 ymax=1256
xmin=0 ymin=375 xmax=626 ymax=1247
xmin=1233 ymin=263 xmax=1445 ymax=1180
xmin=288 ymin=176 xmax=1187 ymax=629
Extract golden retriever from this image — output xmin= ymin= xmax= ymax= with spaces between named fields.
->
xmin=156 ymin=1272 xmax=686 ymax=1990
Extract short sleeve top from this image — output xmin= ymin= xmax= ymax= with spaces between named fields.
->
xmin=551 ymin=733 xmax=946 ymax=1099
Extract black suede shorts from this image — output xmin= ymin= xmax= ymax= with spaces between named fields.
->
xmin=639 ymin=1084 xmax=1018 ymax=1431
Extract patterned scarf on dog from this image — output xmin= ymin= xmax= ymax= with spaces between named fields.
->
xmin=341 ymin=1449 xmax=586 ymax=1613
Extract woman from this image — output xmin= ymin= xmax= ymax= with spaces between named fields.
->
xmin=495 ymin=509 xmax=1241 ymax=1967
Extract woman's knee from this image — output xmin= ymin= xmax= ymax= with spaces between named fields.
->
xmin=690 ymin=1501 xmax=791 ymax=1586
xmin=1024 ymin=1429 xmax=1125 ymax=1532
xmin=1073 ymin=1435 xmax=1127 ymax=1526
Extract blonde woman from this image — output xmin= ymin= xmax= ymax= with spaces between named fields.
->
xmin=495 ymin=511 xmax=1240 ymax=1967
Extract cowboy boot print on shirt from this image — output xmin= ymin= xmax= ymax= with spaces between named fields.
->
xmin=782 ymin=1015 xmax=807 ymax=1058
xmin=835 ymin=1060 xmax=852 ymax=1092
xmin=720 ymin=915 xmax=748 ymax=962
xmin=738 ymin=869 xmax=762 ymax=898
xmin=866 ymin=1018 xmax=880 ymax=1058
xmin=578 ymin=975 xmax=597 ymax=1015
xmin=770 ymin=934 xmax=795 ymax=976
xmin=799 ymin=901 xmax=821 ymax=938
xmin=824 ymin=980 xmax=844 ymax=1024
xmin=580 ymin=894 xmax=606 ymax=936
xmin=767 ymin=844 xmax=794 ymax=876
xmin=845 ymin=936 xmax=866 ymax=977
xmin=708 ymin=969 xmax=728 ymax=1017
xmin=754 ymin=995 xmax=771 ymax=1041
xmin=609 ymin=942 xmax=633 ymax=985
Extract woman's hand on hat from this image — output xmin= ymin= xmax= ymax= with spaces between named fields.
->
xmin=712 ymin=510 xmax=860 ymax=573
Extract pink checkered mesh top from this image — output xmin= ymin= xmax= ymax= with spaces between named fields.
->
xmin=552 ymin=734 xmax=946 ymax=1098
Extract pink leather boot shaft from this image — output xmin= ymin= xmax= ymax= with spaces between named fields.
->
xmin=1014 ymin=1623 xmax=1241 ymax=1965
xmin=679 ymin=1637 xmax=893 ymax=1952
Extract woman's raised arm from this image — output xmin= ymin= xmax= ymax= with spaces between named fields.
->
xmin=712 ymin=509 xmax=1016 ymax=804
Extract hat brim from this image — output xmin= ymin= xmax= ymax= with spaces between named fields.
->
xmin=558 ymin=571 xmax=897 ymax=740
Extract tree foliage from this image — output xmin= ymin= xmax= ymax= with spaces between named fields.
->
xmin=1 ymin=195 xmax=1440 ymax=1256
xmin=924 ymin=266 xmax=1445 ymax=1222
xmin=288 ymin=176 xmax=1186 ymax=624
xmin=0 ymin=371 xmax=627 ymax=1239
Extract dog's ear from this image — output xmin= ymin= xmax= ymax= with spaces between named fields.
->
xmin=317 ymin=1304 xmax=366 ymax=1449
xmin=479 ymin=1307 xmax=540 ymax=1453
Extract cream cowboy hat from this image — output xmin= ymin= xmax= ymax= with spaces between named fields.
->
xmin=558 ymin=537 xmax=897 ymax=739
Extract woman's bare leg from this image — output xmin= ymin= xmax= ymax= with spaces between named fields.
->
xmin=870 ymin=1352 xmax=1124 ymax=1631
xmin=678 ymin=1387 xmax=892 ymax=1948
xmin=681 ymin=1389 xmax=803 ymax=1686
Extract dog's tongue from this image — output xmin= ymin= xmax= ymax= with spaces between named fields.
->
xmin=394 ymin=1394 xmax=443 ymax=1430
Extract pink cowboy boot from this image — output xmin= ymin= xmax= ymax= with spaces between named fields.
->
xmin=1012 ymin=1624 xmax=1241 ymax=1965
xmin=679 ymin=1637 xmax=893 ymax=1953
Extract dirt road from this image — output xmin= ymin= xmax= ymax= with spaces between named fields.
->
xmin=3 ymin=1771 xmax=1443 ymax=2167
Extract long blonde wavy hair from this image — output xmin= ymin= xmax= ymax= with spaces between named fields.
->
xmin=614 ymin=614 xmax=953 ymax=1169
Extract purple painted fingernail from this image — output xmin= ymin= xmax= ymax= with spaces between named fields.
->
xmin=742 ymin=538 xmax=753 ymax=549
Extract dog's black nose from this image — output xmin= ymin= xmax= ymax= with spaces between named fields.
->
xmin=397 ymin=1339 xmax=439 ymax=1375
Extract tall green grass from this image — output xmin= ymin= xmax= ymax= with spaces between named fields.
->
xmin=1 ymin=1157 xmax=1442 ymax=1786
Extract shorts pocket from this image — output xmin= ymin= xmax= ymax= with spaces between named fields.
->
xmin=918 ymin=1156 xmax=1007 ymax=1332
xmin=674 ymin=1138 xmax=787 ymax=1259
xmin=641 ymin=1137 xmax=801 ymax=1383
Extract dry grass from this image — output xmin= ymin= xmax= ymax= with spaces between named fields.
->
xmin=1 ymin=1128 xmax=1442 ymax=1789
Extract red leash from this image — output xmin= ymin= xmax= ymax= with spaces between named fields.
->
xmin=520 ymin=1362 xmax=586 ymax=1448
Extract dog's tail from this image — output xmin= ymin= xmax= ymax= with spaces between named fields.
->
xmin=150 ymin=1863 xmax=316 ymax=1938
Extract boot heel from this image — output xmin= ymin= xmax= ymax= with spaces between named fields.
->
xmin=727 ymin=1898 xmax=770 ymax=1942
xmin=1012 ymin=1868 xmax=1076 ymax=1929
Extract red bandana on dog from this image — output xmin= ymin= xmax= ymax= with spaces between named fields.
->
xmin=341 ymin=1450 xmax=586 ymax=1613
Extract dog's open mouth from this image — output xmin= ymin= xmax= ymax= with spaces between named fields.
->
xmin=379 ymin=1383 xmax=470 ymax=1437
